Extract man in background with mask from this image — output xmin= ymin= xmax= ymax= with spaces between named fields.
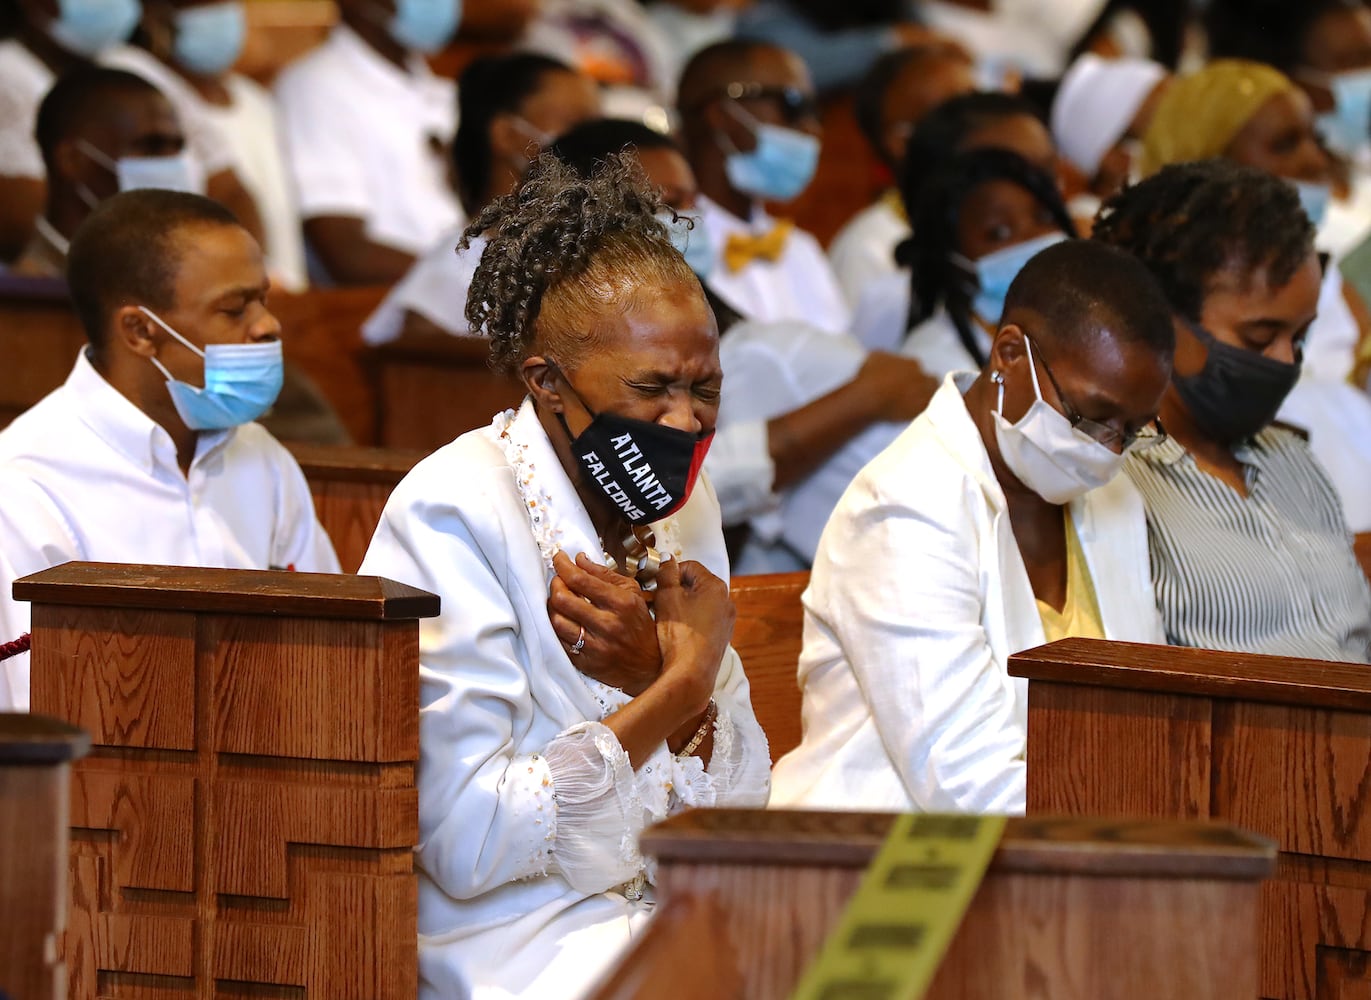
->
xmin=677 ymin=39 xmax=851 ymax=334
xmin=12 ymin=66 xmax=192 ymax=277
xmin=0 ymin=0 xmax=263 ymax=264
xmin=770 ymin=239 xmax=1173 ymax=815
xmin=0 ymin=189 xmax=341 ymax=712
xmin=274 ymin=0 xmax=465 ymax=285
xmin=100 ymin=0 xmax=298 ymax=288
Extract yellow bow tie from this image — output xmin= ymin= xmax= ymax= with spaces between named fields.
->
xmin=723 ymin=219 xmax=796 ymax=273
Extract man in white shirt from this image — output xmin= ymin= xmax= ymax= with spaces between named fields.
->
xmin=274 ymin=0 xmax=464 ymax=285
xmin=676 ymin=39 xmax=851 ymax=333
xmin=0 ymin=189 xmax=340 ymax=711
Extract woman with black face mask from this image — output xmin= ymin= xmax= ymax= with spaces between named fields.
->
xmin=1094 ymin=159 xmax=1371 ymax=663
xmin=358 ymin=153 xmax=770 ymax=999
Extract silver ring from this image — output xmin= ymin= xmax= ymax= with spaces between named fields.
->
xmin=569 ymin=626 xmax=585 ymax=656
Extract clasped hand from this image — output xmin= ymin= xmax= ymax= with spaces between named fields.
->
xmin=548 ymin=551 xmax=662 ymax=695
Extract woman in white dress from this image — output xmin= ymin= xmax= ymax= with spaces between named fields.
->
xmin=358 ymin=153 xmax=770 ymax=1000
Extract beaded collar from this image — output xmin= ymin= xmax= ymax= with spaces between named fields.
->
xmin=492 ymin=406 xmax=683 ymax=581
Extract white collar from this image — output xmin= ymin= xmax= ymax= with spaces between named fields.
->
xmin=66 ymin=349 xmax=232 ymax=477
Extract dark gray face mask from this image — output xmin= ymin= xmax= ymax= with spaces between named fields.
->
xmin=1173 ymin=318 xmax=1301 ymax=443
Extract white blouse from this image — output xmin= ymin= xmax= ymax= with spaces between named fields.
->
xmin=358 ymin=398 xmax=770 ymax=1000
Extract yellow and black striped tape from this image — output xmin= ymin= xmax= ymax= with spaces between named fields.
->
xmin=790 ymin=813 xmax=1007 ymax=1000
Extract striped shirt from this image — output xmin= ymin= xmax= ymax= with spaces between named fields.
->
xmin=1125 ymin=426 xmax=1371 ymax=663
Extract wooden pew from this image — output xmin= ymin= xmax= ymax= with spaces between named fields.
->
xmin=729 ymin=571 xmax=807 ymax=760
xmin=17 ymin=562 xmax=439 ymax=1000
xmin=268 ymin=284 xmax=389 ymax=445
xmin=591 ymin=808 xmax=1276 ymax=1000
xmin=1010 ymin=637 xmax=1371 ymax=1000
xmin=1355 ymin=531 xmax=1371 ymax=583
xmin=0 ymin=713 xmax=89 ymax=1000
xmin=0 ymin=276 xmax=84 ymax=430
xmin=371 ymin=330 xmax=525 ymax=451
xmin=288 ymin=443 xmax=424 ymax=572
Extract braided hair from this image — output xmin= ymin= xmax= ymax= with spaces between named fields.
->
xmin=1091 ymin=159 xmax=1314 ymax=324
xmin=463 ymin=152 xmax=700 ymax=376
xmin=898 ymin=146 xmax=1076 ymax=368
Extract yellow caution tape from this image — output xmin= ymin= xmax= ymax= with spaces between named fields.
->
xmin=790 ymin=813 xmax=1008 ymax=1000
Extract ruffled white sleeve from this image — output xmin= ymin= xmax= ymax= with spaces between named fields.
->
xmin=541 ymin=721 xmax=647 ymax=894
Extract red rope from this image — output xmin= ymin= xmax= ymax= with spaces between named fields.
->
xmin=0 ymin=633 xmax=31 ymax=661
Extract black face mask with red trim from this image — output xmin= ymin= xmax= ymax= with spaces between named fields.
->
xmin=551 ymin=365 xmax=714 ymax=525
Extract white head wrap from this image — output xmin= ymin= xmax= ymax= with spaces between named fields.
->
xmin=1051 ymin=54 xmax=1167 ymax=177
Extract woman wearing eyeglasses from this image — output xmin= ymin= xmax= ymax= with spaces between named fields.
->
xmin=770 ymin=238 xmax=1173 ymax=814
xmin=1094 ymin=160 xmax=1371 ymax=662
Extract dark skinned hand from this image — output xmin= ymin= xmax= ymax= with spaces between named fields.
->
xmin=548 ymin=550 xmax=662 ymax=695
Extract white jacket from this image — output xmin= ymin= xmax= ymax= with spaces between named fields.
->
xmin=359 ymin=398 xmax=770 ymax=1000
xmin=770 ymin=373 xmax=1163 ymax=814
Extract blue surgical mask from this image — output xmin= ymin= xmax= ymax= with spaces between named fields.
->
xmin=1293 ymin=179 xmax=1332 ymax=229
xmin=660 ymin=211 xmax=715 ymax=280
xmin=142 ymin=307 xmax=284 ymax=430
xmin=1314 ymin=67 xmax=1371 ymax=156
xmin=48 ymin=0 xmax=142 ymax=57
xmin=387 ymin=0 xmax=462 ymax=55
xmin=76 ymin=141 xmax=202 ymax=206
xmin=953 ymin=231 xmax=1066 ymax=324
xmin=719 ymin=101 xmax=820 ymax=202
xmin=173 ymin=2 xmax=246 ymax=77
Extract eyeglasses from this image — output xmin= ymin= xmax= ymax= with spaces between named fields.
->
xmin=713 ymin=82 xmax=819 ymax=125
xmin=1028 ymin=335 xmax=1168 ymax=452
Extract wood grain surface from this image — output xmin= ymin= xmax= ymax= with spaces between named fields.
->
xmin=0 ymin=715 xmax=85 ymax=1000
xmin=287 ymin=444 xmax=423 ymax=573
xmin=729 ymin=572 xmax=807 ymax=760
xmin=372 ymin=330 xmax=525 ymax=452
xmin=16 ymin=562 xmax=439 ymax=620
xmin=1011 ymin=637 xmax=1371 ymax=710
xmin=621 ymin=808 xmax=1273 ymax=1000
xmin=1019 ymin=638 xmax=1371 ymax=999
xmin=27 ymin=570 xmax=431 ymax=998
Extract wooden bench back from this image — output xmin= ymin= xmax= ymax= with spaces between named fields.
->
xmin=590 ymin=809 xmax=1275 ymax=1000
xmin=288 ymin=443 xmax=423 ymax=572
xmin=0 ymin=713 xmax=89 ymax=1000
xmin=1010 ymin=636 xmax=1371 ymax=998
xmin=730 ymin=572 xmax=807 ymax=761
xmin=19 ymin=562 xmax=439 ymax=999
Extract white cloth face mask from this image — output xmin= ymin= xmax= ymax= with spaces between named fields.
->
xmin=991 ymin=337 xmax=1125 ymax=505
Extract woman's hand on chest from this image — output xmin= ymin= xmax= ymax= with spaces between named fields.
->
xmin=547 ymin=550 xmax=663 ymax=695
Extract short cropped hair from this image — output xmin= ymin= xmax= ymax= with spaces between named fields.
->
xmin=1003 ymin=239 xmax=1176 ymax=358
xmin=66 ymin=189 xmax=240 ymax=358
xmin=34 ymin=67 xmax=163 ymax=175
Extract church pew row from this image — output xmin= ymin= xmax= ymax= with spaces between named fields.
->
xmin=590 ymin=809 xmax=1275 ymax=1000
xmin=286 ymin=443 xmax=425 ymax=572
xmin=1011 ymin=638 xmax=1371 ymax=999
xmin=17 ymin=562 xmax=440 ymax=999
xmin=0 ymin=712 xmax=89 ymax=1000
xmin=0 ymin=282 xmax=522 ymax=451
